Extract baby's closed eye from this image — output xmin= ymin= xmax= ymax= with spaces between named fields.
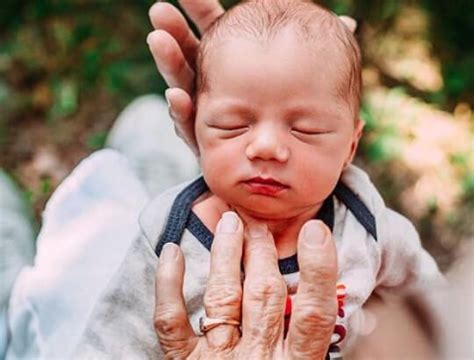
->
xmin=291 ymin=127 xmax=330 ymax=135
xmin=209 ymin=124 xmax=249 ymax=131
xmin=205 ymin=120 xmax=250 ymax=138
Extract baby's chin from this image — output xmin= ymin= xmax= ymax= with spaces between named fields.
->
xmin=234 ymin=207 xmax=286 ymax=222
xmin=209 ymin=187 xmax=322 ymax=223
xmin=221 ymin=197 xmax=309 ymax=222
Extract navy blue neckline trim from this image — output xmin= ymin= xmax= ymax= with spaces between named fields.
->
xmin=155 ymin=177 xmax=208 ymax=256
xmin=186 ymin=195 xmax=334 ymax=274
xmin=333 ymin=182 xmax=377 ymax=241
xmin=156 ymin=176 xmax=377 ymax=275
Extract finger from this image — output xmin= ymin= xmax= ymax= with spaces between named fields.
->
xmin=203 ymin=212 xmax=244 ymax=350
xmin=149 ymin=2 xmax=200 ymax=69
xmin=147 ymin=29 xmax=194 ymax=94
xmin=288 ymin=220 xmax=338 ymax=359
xmin=164 ymin=87 xmax=198 ymax=156
xmin=178 ymin=0 xmax=225 ymax=34
xmin=338 ymin=15 xmax=357 ymax=33
xmin=154 ymin=243 xmax=197 ymax=358
xmin=240 ymin=222 xmax=286 ymax=354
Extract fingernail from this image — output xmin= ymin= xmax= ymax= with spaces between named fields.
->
xmin=146 ymin=30 xmax=156 ymax=46
xmin=164 ymin=90 xmax=177 ymax=119
xmin=161 ymin=243 xmax=178 ymax=261
xmin=164 ymin=88 xmax=172 ymax=108
xmin=247 ymin=223 xmax=267 ymax=238
xmin=303 ymin=220 xmax=328 ymax=246
xmin=217 ymin=212 xmax=239 ymax=233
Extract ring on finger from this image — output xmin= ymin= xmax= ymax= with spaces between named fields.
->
xmin=199 ymin=316 xmax=240 ymax=334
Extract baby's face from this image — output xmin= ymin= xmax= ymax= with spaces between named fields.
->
xmin=195 ymin=27 xmax=362 ymax=220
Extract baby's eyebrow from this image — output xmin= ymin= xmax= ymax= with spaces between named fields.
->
xmin=285 ymin=106 xmax=318 ymax=118
xmin=209 ymin=101 xmax=256 ymax=118
xmin=285 ymin=105 xmax=339 ymax=120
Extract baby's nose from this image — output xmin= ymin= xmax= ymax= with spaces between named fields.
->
xmin=245 ymin=128 xmax=289 ymax=163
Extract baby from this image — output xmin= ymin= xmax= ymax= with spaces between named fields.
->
xmin=67 ymin=0 xmax=443 ymax=358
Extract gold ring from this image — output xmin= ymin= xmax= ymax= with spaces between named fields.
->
xmin=199 ymin=316 xmax=240 ymax=334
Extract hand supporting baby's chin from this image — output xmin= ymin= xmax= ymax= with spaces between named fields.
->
xmin=192 ymin=189 xmax=326 ymax=259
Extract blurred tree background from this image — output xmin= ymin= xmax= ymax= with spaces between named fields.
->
xmin=1 ymin=0 xmax=473 ymax=270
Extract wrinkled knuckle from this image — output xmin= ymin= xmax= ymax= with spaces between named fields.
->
xmin=154 ymin=307 xmax=187 ymax=335
xmin=204 ymin=281 xmax=242 ymax=310
xmin=302 ymin=264 xmax=337 ymax=285
xmin=297 ymin=304 xmax=337 ymax=331
xmin=318 ymin=264 xmax=338 ymax=280
xmin=248 ymin=275 xmax=286 ymax=300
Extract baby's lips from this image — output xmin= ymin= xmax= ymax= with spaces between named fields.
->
xmin=245 ymin=176 xmax=289 ymax=187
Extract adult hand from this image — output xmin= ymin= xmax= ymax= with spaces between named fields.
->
xmin=147 ymin=1 xmax=358 ymax=155
xmin=154 ymin=212 xmax=338 ymax=359
xmin=147 ymin=1 xmax=224 ymax=155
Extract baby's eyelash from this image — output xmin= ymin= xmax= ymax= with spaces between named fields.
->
xmin=209 ymin=125 xmax=249 ymax=131
xmin=291 ymin=128 xmax=328 ymax=135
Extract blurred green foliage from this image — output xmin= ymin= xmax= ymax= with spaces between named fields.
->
xmin=1 ymin=0 xmax=162 ymax=124
xmin=86 ymin=130 xmax=108 ymax=150
xmin=323 ymin=0 xmax=474 ymax=107
xmin=422 ymin=0 xmax=474 ymax=104
xmin=360 ymin=91 xmax=410 ymax=164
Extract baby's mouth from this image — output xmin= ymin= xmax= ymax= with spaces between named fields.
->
xmin=246 ymin=176 xmax=287 ymax=186
xmin=243 ymin=177 xmax=289 ymax=196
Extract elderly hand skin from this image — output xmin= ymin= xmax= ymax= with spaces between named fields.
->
xmin=154 ymin=212 xmax=338 ymax=359
xmin=147 ymin=0 xmax=357 ymax=156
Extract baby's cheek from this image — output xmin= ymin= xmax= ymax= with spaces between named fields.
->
xmin=296 ymin=160 xmax=341 ymax=200
xmin=200 ymin=148 xmax=232 ymax=183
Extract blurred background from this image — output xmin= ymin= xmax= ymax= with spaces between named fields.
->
xmin=0 ymin=0 xmax=473 ymax=270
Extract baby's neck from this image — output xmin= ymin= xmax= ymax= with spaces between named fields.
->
xmin=192 ymin=193 xmax=322 ymax=259
xmin=252 ymin=211 xmax=320 ymax=258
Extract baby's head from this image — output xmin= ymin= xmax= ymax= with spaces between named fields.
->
xmin=194 ymin=0 xmax=364 ymax=220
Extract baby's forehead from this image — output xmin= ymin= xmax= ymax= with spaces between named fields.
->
xmin=210 ymin=25 xmax=345 ymax=64
xmin=205 ymin=7 xmax=346 ymax=57
xmin=203 ymin=30 xmax=347 ymax=90
xmin=200 ymin=0 xmax=351 ymax=51
xmin=198 ymin=2 xmax=359 ymax=94
xmin=201 ymin=31 xmax=352 ymax=107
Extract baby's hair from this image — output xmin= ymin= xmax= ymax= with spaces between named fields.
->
xmin=196 ymin=0 xmax=362 ymax=119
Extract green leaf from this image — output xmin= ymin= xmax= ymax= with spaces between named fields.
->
xmin=462 ymin=172 xmax=474 ymax=200
xmin=49 ymin=78 xmax=78 ymax=120
xmin=40 ymin=177 xmax=52 ymax=195
xmin=86 ymin=131 xmax=108 ymax=150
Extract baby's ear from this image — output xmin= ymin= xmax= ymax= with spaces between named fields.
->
xmin=338 ymin=16 xmax=357 ymax=33
xmin=345 ymin=119 xmax=365 ymax=167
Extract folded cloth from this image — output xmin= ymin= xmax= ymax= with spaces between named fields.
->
xmin=5 ymin=150 xmax=148 ymax=359
xmin=0 ymin=170 xmax=35 ymax=358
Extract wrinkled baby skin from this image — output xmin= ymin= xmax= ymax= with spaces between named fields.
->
xmin=194 ymin=26 xmax=363 ymax=255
